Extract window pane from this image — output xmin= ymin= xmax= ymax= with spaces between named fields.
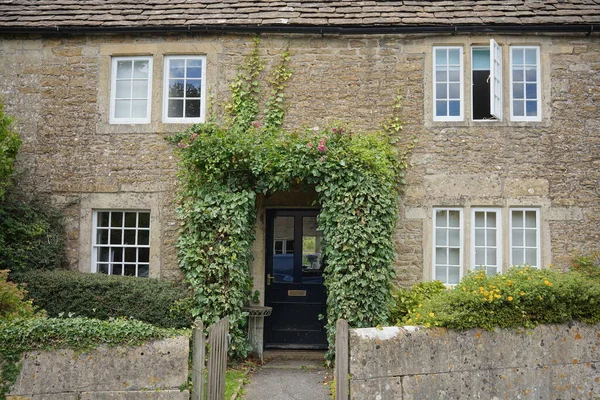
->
xmin=512 ymin=229 xmax=523 ymax=246
xmin=512 ymin=211 xmax=523 ymax=227
xmin=436 ymin=228 xmax=447 ymax=246
xmin=487 ymin=212 xmax=496 ymax=228
xmin=448 ymin=267 xmax=460 ymax=284
xmin=124 ymin=264 xmax=136 ymax=276
xmin=169 ymin=79 xmax=185 ymax=97
xmin=475 ymin=228 xmax=485 ymax=246
xmin=138 ymin=247 xmax=150 ymax=263
xmin=116 ymin=80 xmax=131 ymax=98
xmin=475 ymin=212 xmax=485 ymax=228
xmin=138 ymin=230 xmax=149 ymax=246
xmin=513 ymin=100 xmax=525 ymax=116
xmin=139 ymin=213 xmax=150 ymax=228
xmin=487 ymin=229 xmax=496 ymax=246
xmin=436 ymin=101 xmax=447 ymax=117
xmin=525 ymin=229 xmax=536 ymax=247
xmin=98 ymin=247 xmax=110 ymax=262
xmin=436 ymin=210 xmax=447 ymax=227
xmin=436 ymin=83 xmax=447 ymax=99
xmin=435 ymin=49 xmax=447 ymax=65
xmin=112 ymin=248 xmax=123 ymax=262
xmin=98 ymin=212 xmax=110 ymax=227
xmin=185 ymin=100 xmax=201 ymax=118
xmin=475 ymin=248 xmax=485 ymax=265
xmin=486 ymin=266 xmax=497 ymax=276
xmin=169 ymin=59 xmax=185 ymax=78
xmin=133 ymin=60 xmax=149 ymax=78
xmin=436 ymin=247 xmax=447 ymax=264
xmin=526 ymin=101 xmax=537 ymax=116
xmin=512 ymin=248 xmax=524 ymax=265
xmin=448 ymin=49 xmax=460 ymax=64
xmin=525 ymin=211 xmax=537 ymax=227
xmin=113 ymin=264 xmax=123 ymax=275
xmin=513 ymin=83 xmax=524 ymax=99
xmin=512 ymin=48 xmax=523 ymax=64
xmin=138 ymin=265 xmax=149 ymax=278
xmin=97 ymin=229 xmax=109 ymax=244
xmin=525 ymin=68 xmax=537 ymax=82
xmin=186 ymin=80 xmax=201 ymax=98
xmin=187 ymin=60 xmax=202 ymax=78
xmin=449 ymin=101 xmax=460 ymax=116
xmin=435 ymin=265 xmax=447 ymax=281
xmin=448 ymin=67 xmax=460 ymax=82
xmin=436 ymin=68 xmax=447 ymax=82
xmin=98 ymin=263 xmax=109 ymax=274
xmin=526 ymin=84 xmax=537 ymax=99
xmin=124 ymin=229 xmax=136 ymax=245
xmin=124 ymin=212 xmax=137 ymax=227
xmin=114 ymin=100 xmax=131 ymax=118
xmin=168 ymin=99 xmax=184 ymax=118
xmin=131 ymin=100 xmax=147 ymax=118
xmin=448 ymin=229 xmax=460 ymax=246
xmin=526 ymin=249 xmax=537 ymax=266
xmin=125 ymin=247 xmax=137 ymax=262
xmin=472 ymin=49 xmax=490 ymax=70
xmin=487 ymin=248 xmax=497 ymax=265
xmin=448 ymin=83 xmax=460 ymax=99
xmin=449 ymin=211 xmax=460 ymax=227
xmin=525 ymin=49 xmax=537 ymax=64
xmin=110 ymin=229 xmax=122 ymax=245
xmin=116 ymin=60 xmax=132 ymax=78
xmin=449 ymin=248 xmax=460 ymax=265
xmin=513 ymin=69 xmax=524 ymax=82
xmin=132 ymin=80 xmax=148 ymax=98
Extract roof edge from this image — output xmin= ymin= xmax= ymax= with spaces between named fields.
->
xmin=0 ymin=23 xmax=598 ymax=36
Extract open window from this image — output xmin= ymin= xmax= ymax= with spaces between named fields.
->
xmin=471 ymin=39 xmax=502 ymax=121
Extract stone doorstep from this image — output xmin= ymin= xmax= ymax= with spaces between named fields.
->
xmin=263 ymin=349 xmax=326 ymax=363
xmin=7 ymin=390 xmax=190 ymax=400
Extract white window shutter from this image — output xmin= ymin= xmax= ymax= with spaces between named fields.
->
xmin=490 ymin=39 xmax=503 ymax=120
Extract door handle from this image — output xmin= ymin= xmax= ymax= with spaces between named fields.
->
xmin=267 ymin=273 xmax=274 ymax=286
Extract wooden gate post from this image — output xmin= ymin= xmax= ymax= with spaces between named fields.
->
xmin=335 ymin=319 xmax=349 ymax=400
xmin=191 ymin=320 xmax=205 ymax=400
xmin=207 ymin=316 xmax=229 ymax=400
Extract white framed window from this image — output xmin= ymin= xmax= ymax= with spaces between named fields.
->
xmin=274 ymin=239 xmax=294 ymax=254
xmin=510 ymin=208 xmax=540 ymax=268
xmin=163 ymin=56 xmax=206 ymax=123
xmin=433 ymin=208 xmax=463 ymax=285
xmin=471 ymin=39 xmax=503 ymax=121
xmin=433 ymin=47 xmax=463 ymax=121
xmin=471 ymin=208 xmax=502 ymax=275
xmin=110 ymin=57 xmax=152 ymax=124
xmin=92 ymin=210 xmax=151 ymax=277
xmin=510 ymin=46 xmax=541 ymax=121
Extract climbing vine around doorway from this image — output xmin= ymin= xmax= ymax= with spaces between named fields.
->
xmin=169 ymin=37 xmax=415 ymax=360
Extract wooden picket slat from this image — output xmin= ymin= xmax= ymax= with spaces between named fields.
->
xmin=207 ymin=316 xmax=229 ymax=400
xmin=191 ymin=320 xmax=205 ymax=400
xmin=335 ymin=319 xmax=349 ymax=400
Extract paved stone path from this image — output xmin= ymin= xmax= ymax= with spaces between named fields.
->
xmin=242 ymin=359 xmax=331 ymax=400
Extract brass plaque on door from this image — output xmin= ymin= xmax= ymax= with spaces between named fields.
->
xmin=288 ymin=290 xmax=307 ymax=297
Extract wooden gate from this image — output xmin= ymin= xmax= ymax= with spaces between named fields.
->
xmin=191 ymin=316 xmax=230 ymax=400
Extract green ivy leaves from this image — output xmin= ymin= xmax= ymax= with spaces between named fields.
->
xmin=169 ymin=38 xmax=412 ymax=360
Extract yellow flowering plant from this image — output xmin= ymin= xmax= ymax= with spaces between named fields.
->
xmin=401 ymin=266 xmax=600 ymax=331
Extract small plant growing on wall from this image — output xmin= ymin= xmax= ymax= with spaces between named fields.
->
xmin=169 ymin=37 xmax=414 ymax=359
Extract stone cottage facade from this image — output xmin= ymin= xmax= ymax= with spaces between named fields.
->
xmin=1 ymin=0 xmax=599 ymax=346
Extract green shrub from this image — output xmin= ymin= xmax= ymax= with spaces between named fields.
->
xmin=389 ymin=281 xmax=446 ymax=325
xmin=0 ymin=102 xmax=21 ymax=201
xmin=0 ymin=199 xmax=66 ymax=272
xmin=570 ymin=252 xmax=600 ymax=281
xmin=0 ymin=270 xmax=43 ymax=321
xmin=11 ymin=270 xmax=193 ymax=328
xmin=0 ymin=316 xmax=184 ymax=398
xmin=404 ymin=267 xmax=600 ymax=330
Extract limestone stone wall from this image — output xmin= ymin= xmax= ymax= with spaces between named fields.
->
xmin=0 ymin=32 xmax=598 ymax=283
xmin=7 ymin=336 xmax=189 ymax=399
xmin=349 ymin=322 xmax=600 ymax=399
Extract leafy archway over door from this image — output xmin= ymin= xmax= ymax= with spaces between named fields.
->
xmin=169 ymin=38 xmax=414 ymax=360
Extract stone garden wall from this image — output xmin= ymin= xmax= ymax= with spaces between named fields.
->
xmin=349 ymin=322 xmax=600 ymax=399
xmin=7 ymin=336 xmax=189 ymax=400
